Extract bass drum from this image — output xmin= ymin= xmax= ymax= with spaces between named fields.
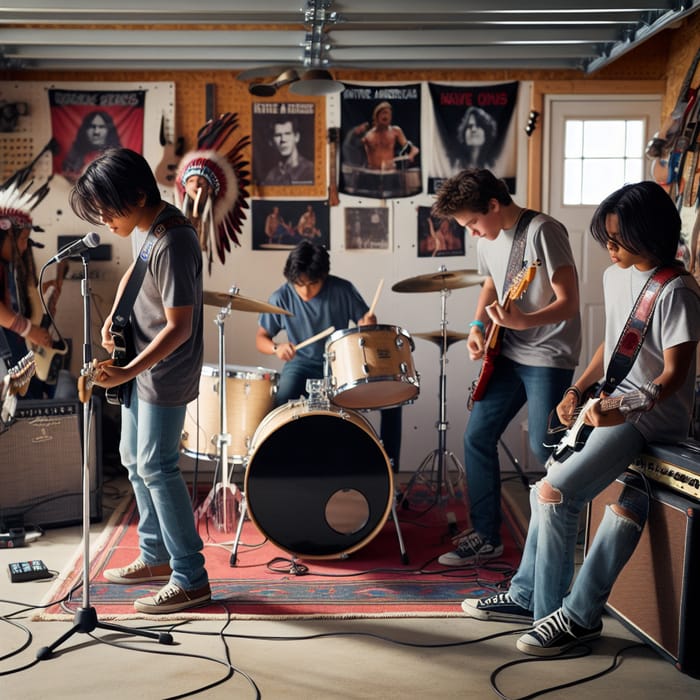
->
xmin=245 ymin=400 xmax=393 ymax=559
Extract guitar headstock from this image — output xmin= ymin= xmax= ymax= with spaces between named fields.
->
xmin=508 ymin=259 xmax=541 ymax=300
xmin=1 ymin=351 xmax=36 ymax=400
xmin=77 ymin=359 xmax=101 ymax=404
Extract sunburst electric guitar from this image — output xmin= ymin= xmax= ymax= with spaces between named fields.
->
xmin=468 ymin=260 xmax=540 ymax=406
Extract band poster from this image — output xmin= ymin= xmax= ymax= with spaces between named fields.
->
xmin=251 ymin=102 xmax=316 ymax=190
xmin=428 ymin=81 xmax=519 ymax=194
xmin=339 ymin=83 xmax=421 ymax=199
xmin=251 ymin=199 xmax=329 ymax=251
xmin=48 ymin=88 xmax=145 ymax=184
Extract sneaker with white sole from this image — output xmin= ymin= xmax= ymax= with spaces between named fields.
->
xmin=104 ymin=558 xmax=172 ymax=584
xmin=516 ymin=608 xmax=602 ymax=656
xmin=438 ymin=530 xmax=504 ymax=566
xmin=461 ymin=592 xmax=533 ymax=623
xmin=134 ymin=581 xmax=212 ymax=614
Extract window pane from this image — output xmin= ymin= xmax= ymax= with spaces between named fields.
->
xmin=625 ymin=158 xmax=643 ymax=183
xmin=583 ymin=121 xmax=626 ymax=157
xmin=582 ymin=159 xmax=625 ymax=203
xmin=565 ymin=121 xmax=583 ymax=158
xmin=625 ymin=121 xmax=644 ymax=157
xmin=563 ymin=159 xmax=583 ymax=205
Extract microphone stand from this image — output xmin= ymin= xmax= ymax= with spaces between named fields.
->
xmin=36 ymin=250 xmax=172 ymax=660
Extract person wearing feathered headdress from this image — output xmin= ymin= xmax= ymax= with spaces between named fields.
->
xmin=0 ymin=165 xmax=54 ymax=383
xmin=175 ymin=112 xmax=251 ymax=273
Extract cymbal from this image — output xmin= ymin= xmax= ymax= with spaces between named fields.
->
xmin=414 ymin=330 xmax=469 ymax=348
xmin=391 ymin=269 xmax=485 ymax=293
xmin=203 ymin=290 xmax=291 ymax=315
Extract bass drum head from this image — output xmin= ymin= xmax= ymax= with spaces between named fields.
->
xmin=245 ymin=404 xmax=393 ymax=559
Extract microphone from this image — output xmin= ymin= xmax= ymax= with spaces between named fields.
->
xmin=47 ymin=232 xmax=101 ymax=264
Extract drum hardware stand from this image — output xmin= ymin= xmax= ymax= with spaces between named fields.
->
xmin=398 ymin=284 xmax=468 ymax=533
xmin=229 ymin=379 xmax=409 ymax=566
xmin=36 ymin=251 xmax=172 ymax=661
xmin=197 ymin=285 xmax=239 ymax=533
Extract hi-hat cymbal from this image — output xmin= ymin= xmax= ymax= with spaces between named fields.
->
xmin=414 ymin=330 xmax=469 ymax=348
xmin=203 ymin=290 xmax=291 ymax=315
xmin=391 ymin=269 xmax=485 ymax=293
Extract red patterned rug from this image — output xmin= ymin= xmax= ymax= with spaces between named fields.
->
xmin=39 ymin=482 xmax=524 ymax=621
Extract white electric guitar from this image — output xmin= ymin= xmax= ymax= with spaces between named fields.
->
xmin=551 ymin=387 xmax=654 ymax=462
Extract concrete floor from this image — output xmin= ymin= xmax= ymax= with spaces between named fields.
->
xmin=1 ymin=472 xmax=699 ymax=700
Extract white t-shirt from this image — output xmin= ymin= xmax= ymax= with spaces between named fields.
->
xmin=603 ymin=264 xmax=700 ymax=442
xmin=476 ymin=212 xmax=581 ymax=369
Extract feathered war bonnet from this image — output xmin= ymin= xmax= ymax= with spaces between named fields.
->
xmin=0 ymin=139 xmax=57 ymax=236
xmin=175 ymin=113 xmax=251 ymax=272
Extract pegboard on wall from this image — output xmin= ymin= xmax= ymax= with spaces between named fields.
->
xmin=0 ymin=80 xmax=174 ymax=378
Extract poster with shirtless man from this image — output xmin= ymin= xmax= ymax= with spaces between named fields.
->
xmin=340 ymin=84 xmax=421 ymax=199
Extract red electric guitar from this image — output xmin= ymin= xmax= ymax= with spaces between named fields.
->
xmin=468 ymin=260 xmax=540 ymax=407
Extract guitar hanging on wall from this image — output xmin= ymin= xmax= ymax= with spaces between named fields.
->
xmin=328 ymin=127 xmax=340 ymax=207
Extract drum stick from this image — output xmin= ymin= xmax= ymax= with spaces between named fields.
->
xmin=368 ymin=279 xmax=384 ymax=317
xmin=293 ymin=325 xmax=335 ymax=351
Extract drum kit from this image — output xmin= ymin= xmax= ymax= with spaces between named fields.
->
xmin=186 ymin=265 xmax=483 ymax=561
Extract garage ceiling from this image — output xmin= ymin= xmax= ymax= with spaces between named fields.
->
xmin=1 ymin=0 xmax=699 ymax=75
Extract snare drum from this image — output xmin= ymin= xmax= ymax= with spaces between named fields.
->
xmin=325 ymin=325 xmax=419 ymax=410
xmin=245 ymin=400 xmax=393 ymax=559
xmin=182 ymin=364 xmax=278 ymax=460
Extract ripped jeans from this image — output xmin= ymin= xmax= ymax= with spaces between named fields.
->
xmin=508 ymin=421 xmax=648 ymax=626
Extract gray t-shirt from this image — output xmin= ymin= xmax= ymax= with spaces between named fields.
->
xmin=129 ymin=203 xmax=203 ymax=406
xmin=603 ymin=264 xmax=700 ymax=442
xmin=476 ymin=212 xmax=581 ymax=369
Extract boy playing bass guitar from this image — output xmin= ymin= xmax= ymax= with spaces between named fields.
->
xmin=431 ymin=168 xmax=581 ymax=566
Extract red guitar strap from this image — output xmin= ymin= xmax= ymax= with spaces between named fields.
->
xmin=602 ymin=266 xmax=684 ymax=393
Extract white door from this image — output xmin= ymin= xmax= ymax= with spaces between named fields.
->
xmin=544 ymin=95 xmax=662 ymax=371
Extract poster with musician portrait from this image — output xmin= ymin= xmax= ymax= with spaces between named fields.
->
xmin=344 ymin=207 xmax=390 ymax=250
xmin=339 ymin=83 xmax=421 ymax=199
xmin=417 ymin=206 xmax=466 ymax=258
xmin=251 ymin=199 xmax=329 ymax=251
xmin=428 ymin=81 xmax=519 ymax=194
xmin=48 ymin=88 xmax=145 ymax=184
xmin=251 ymin=102 xmax=316 ymax=192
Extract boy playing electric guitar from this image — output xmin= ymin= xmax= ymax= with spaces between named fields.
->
xmin=461 ymin=181 xmax=700 ymax=657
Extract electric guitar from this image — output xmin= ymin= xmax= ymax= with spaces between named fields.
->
xmin=468 ymin=260 xmax=540 ymax=406
xmin=105 ymin=322 xmax=135 ymax=407
xmin=328 ymin=127 xmax=340 ymax=206
xmin=1 ymin=351 xmax=36 ymax=427
xmin=549 ymin=388 xmax=652 ymax=463
xmin=26 ymin=284 xmax=69 ymax=384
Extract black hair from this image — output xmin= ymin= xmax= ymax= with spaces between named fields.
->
xmin=69 ymin=148 xmax=161 ymax=226
xmin=589 ymin=181 xmax=681 ymax=266
xmin=283 ymin=240 xmax=330 ymax=283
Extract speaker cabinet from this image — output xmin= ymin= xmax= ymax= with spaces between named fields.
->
xmin=586 ymin=475 xmax=700 ymax=677
xmin=0 ymin=398 xmax=103 ymax=529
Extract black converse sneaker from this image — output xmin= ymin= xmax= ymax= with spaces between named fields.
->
xmin=438 ymin=530 xmax=503 ymax=566
xmin=516 ymin=608 xmax=602 ymax=656
xmin=461 ymin=592 xmax=533 ymax=623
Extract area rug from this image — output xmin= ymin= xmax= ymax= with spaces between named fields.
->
xmin=38 ymin=483 xmax=524 ymax=621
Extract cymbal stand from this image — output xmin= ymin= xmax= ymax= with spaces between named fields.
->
xmin=36 ymin=251 xmax=172 ymax=660
xmin=398 ymin=285 xmax=468 ymax=533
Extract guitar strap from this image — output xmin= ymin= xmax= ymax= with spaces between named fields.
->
xmin=502 ymin=209 xmax=537 ymax=298
xmin=601 ymin=266 xmax=685 ymax=394
xmin=111 ymin=214 xmax=193 ymax=332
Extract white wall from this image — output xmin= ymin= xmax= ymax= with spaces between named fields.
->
xmin=1 ymin=80 xmax=534 ymax=474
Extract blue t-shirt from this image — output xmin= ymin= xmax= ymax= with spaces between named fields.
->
xmin=259 ymin=275 xmax=368 ymax=366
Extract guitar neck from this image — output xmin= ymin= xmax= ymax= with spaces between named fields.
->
xmin=328 ymin=128 xmax=340 ymax=206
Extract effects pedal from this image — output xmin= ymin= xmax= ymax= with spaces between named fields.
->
xmin=8 ymin=559 xmax=53 ymax=582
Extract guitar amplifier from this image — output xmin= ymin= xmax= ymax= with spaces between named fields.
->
xmin=629 ymin=440 xmax=700 ymax=501
xmin=0 ymin=398 xmax=103 ymax=529
xmin=586 ymin=474 xmax=700 ymax=677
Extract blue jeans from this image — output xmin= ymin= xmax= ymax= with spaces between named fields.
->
xmin=120 ymin=393 xmax=207 ymax=590
xmin=508 ymin=422 xmax=647 ymax=623
xmin=465 ymin=356 xmax=573 ymax=546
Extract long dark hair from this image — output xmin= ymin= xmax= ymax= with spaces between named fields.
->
xmin=589 ymin=181 xmax=681 ymax=266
